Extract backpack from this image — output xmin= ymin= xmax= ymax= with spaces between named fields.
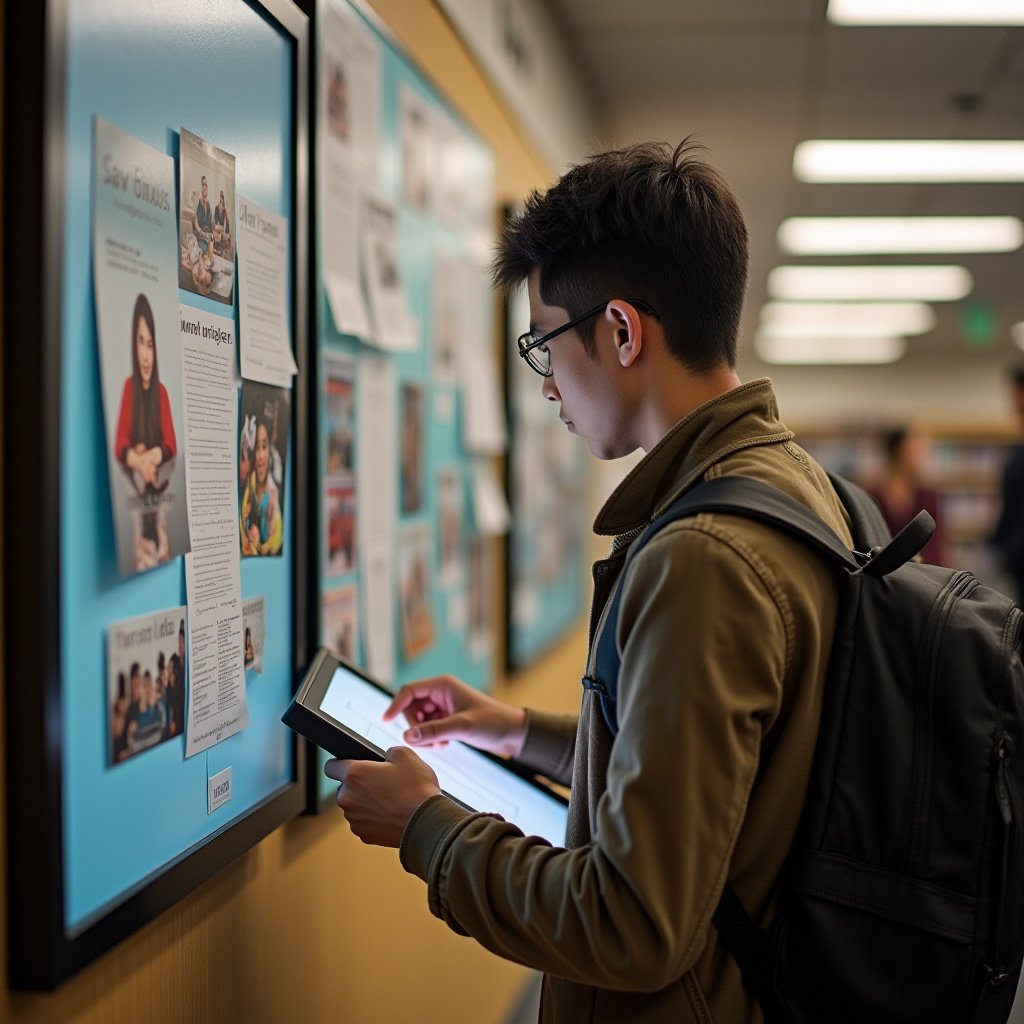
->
xmin=585 ymin=473 xmax=1024 ymax=1024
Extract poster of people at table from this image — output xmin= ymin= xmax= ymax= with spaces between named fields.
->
xmin=107 ymin=607 xmax=187 ymax=765
xmin=178 ymin=127 xmax=236 ymax=305
xmin=92 ymin=117 xmax=191 ymax=577
xmin=238 ymin=381 xmax=290 ymax=557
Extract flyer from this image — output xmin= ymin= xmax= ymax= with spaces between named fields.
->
xmin=322 ymin=584 xmax=359 ymax=663
xmin=180 ymin=306 xmax=249 ymax=756
xmin=92 ymin=116 xmax=191 ymax=577
xmin=237 ymin=196 xmax=296 ymax=388
xmin=243 ymin=595 xmax=266 ymax=675
xmin=320 ymin=0 xmax=379 ymax=338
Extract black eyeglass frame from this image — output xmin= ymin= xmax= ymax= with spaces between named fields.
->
xmin=516 ymin=298 xmax=659 ymax=377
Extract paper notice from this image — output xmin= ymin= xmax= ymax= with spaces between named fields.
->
xmin=237 ymin=197 xmax=296 ymax=387
xmin=180 ymin=305 xmax=249 ymax=756
xmin=357 ymin=354 xmax=397 ymax=680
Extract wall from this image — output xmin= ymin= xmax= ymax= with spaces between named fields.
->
xmin=0 ymin=1 xmax=587 ymax=1022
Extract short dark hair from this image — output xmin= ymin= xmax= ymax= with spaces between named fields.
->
xmin=882 ymin=425 xmax=909 ymax=461
xmin=492 ymin=139 xmax=749 ymax=371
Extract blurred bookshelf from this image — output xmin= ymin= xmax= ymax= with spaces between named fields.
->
xmin=794 ymin=422 xmax=1018 ymax=591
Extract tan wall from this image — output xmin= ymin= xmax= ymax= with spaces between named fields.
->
xmin=0 ymin=2 xmax=585 ymax=1022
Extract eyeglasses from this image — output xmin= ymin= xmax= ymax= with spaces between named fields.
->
xmin=516 ymin=299 xmax=659 ymax=377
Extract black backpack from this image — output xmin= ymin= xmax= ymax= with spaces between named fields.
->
xmin=586 ymin=473 xmax=1024 ymax=1024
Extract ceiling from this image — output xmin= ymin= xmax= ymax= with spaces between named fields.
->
xmin=538 ymin=0 xmax=1024 ymax=422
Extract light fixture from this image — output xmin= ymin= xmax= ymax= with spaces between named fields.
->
xmin=760 ymin=301 xmax=936 ymax=336
xmin=778 ymin=217 xmax=1024 ymax=255
xmin=1013 ymin=322 xmax=1024 ymax=350
xmin=793 ymin=141 xmax=1024 ymax=182
xmin=828 ymin=0 xmax=1024 ymax=25
xmin=768 ymin=265 xmax=973 ymax=301
xmin=755 ymin=334 xmax=907 ymax=365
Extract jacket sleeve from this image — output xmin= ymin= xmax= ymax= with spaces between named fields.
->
xmin=400 ymin=524 xmax=789 ymax=990
xmin=514 ymin=709 xmax=577 ymax=786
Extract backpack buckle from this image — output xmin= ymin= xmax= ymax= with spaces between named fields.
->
xmin=581 ymin=675 xmax=615 ymax=701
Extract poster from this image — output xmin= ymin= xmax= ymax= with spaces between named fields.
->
xmin=178 ymin=127 xmax=236 ymax=305
xmin=320 ymin=0 xmax=379 ymax=337
xmin=399 ymin=523 xmax=435 ymax=662
xmin=92 ymin=116 xmax=191 ymax=577
xmin=467 ymin=535 xmax=492 ymax=659
xmin=324 ymin=353 xmax=356 ymax=479
xmin=324 ymin=482 xmax=356 ymax=576
xmin=181 ymin=306 xmax=249 ymax=757
xmin=437 ymin=467 xmax=463 ymax=587
xmin=399 ymin=85 xmax=434 ymax=213
xmin=108 ymin=607 xmax=187 ymax=765
xmin=400 ymin=382 xmax=425 ymax=514
xmin=243 ymin=596 xmax=265 ymax=675
xmin=237 ymin=196 xmax=296 ymax=387
xmin=238 ymin=382 xmax=290 ymax=557
xmin=322 ymin=584 xmax=359 ymax=663
xmin=362 ymin=195 xmax=417 ymax=351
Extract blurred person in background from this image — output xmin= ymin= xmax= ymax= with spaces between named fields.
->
xmin=992 ymin=366 xmax=1024 ymax=601
xmin=867 ymin=425 xmax=949 ymax=567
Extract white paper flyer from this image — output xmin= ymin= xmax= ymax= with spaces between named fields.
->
xmin=180 ymin=305 xmax=249 ymax=756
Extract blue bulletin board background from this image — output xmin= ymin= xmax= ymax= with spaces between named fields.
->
xmin=315 ymin=0 xmax=495 ymax=806
xmin=59 ymin=0 xmax=300 ymax=932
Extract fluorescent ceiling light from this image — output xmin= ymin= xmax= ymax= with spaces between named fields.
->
xmin=760 ymin=301 xmax=936 ymax=335
xmin=794 ymin=141 xmax=1024 ymax=182
xmin=768 ymin=265 xmax=973 ymax=301
xmin=828 ymin=0 xmax=1024 ymax=25
xmin=755 ymin=334 xmax=907 ymax=365
xmin=1013 ymin=322 xmax=1024 ymax=350
xmin=778 ymin=217 xmax=1024 ymax=255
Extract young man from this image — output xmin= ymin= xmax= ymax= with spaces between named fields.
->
xmin=326 ymin=141 xmax=852 ymax=1022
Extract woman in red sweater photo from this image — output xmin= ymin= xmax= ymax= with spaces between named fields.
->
xmin=114 ymin=292 xmax=177 ymax=493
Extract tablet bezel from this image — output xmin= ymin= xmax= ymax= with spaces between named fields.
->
xmin=283 ymin=648 xmax=570 ymax=816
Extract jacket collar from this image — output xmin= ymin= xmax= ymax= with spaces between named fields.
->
xmin=593 ymin=378 xmax=793 ymax=537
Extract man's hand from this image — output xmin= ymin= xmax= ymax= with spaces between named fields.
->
xmin=383 ymin=674 xmax=527 ymax=758
xmin=325 ymin=747 xmax=440 ymax=848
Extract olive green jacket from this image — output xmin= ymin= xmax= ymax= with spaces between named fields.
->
xmin=401 ymin=379 xmax=852 ymax=1023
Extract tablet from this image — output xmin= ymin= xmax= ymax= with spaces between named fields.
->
xmin=283 ymin=649 xmax=568 ymax=846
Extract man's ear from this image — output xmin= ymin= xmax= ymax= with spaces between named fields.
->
xmin=605 ymin=299 xmax=644 ymax=368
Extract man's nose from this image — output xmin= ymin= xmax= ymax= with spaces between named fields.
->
xmin=541 ymin=374 xmax=559 ymax=402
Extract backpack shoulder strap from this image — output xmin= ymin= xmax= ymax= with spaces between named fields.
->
xmin=588 ymin=475 xmax=862 ymax=735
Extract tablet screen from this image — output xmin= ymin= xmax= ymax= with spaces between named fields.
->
xmin=319 ymin=663 xmax=568 ymax=846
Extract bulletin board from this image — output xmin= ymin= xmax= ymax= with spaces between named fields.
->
xmin=312 ymin=0 xmax=501 ymax=809
xmin=504 ymin=278 xmax=588 ymax=671
xmin=2 ymin=0 xmax=311 ymax=988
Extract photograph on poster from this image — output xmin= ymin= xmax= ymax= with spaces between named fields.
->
xmin=468 ymin=534 xmax=492 ymax=659
xmin=400 ymin=382 xmax=424 ymax=514
xmin=327 ymin=61 xmax=350 ymax=141
xmin=322 ymin=584 xmax=359 ymax=663
xmin=178 ymin=127 xmax=236 ymax=304
xmin=242 ymin=595 xmax=265 ymax=674
xmin=108 ymin=608 xmax=187 ymax=765
xmin=437 ymin=466 xmax=463 ymax=587
xmin=238 ymin=381 xmax=290 ymax=557
xmin=361 ymin=195 xmax=416 ymax=350
xmin=325 ymin=354 xmax=355 ymax=479
xmin=399 ymin=85 xmax=433 ymax=213
xmin=92 ymin=117 xmax=191 ymax=577
xmin=399 ymin=524 xmax=435 ymax=661
xmin=432 ymin=251 xmax=460 ymax=389
xmin=324 ymin=482 xmax=356 ymax=576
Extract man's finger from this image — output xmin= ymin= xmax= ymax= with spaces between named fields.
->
xmin=323 ymin=757 xmax=353 ymax=782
